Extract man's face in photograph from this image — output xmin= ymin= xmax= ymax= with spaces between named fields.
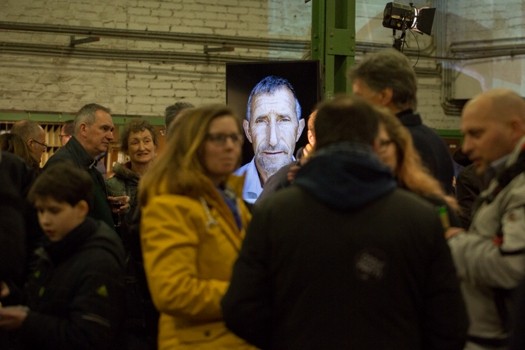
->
xmin=243 ymin=86 xmax=305 ymax=181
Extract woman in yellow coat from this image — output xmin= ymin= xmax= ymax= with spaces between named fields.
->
xmin=138 ymin=105 xmax=255 ymax=349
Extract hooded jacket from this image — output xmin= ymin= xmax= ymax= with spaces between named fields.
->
xmin=223 ymin=143 xmax=468 ymax=350
xmin=14 ymin=218 xmax=125 ymax=350
xmin=293 ymin=142 xmax=397 ymax=210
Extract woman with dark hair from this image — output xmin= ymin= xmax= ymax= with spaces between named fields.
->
xmin=139 ymin=105 xmax=254 ymax=349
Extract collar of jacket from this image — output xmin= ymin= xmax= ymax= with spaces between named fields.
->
xmin=112 ymin=161 xmax=139 ymax=185
xmin=396 ymin=109 xmax=422 ymax=126
xmin=155 ymin=174 xmax=248 ymax=243
xmin=65 ymin=136 xmax=98 ymax=168
xmin=504 ymin=135 xmax=525 ymax=167
xmin=479 ymin=135 xmax=525 ymax=204
xmin=201 ymin=175 xmax=246 ymax=238
xmin=38 ymin=217 xmax=98 ymax=265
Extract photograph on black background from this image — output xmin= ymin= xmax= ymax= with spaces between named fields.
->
xmin=226 ymin=60 xmax=321 ymax=204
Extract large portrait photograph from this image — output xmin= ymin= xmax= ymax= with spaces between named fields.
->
xmin=226 ymin=60 xmax=321 ymax=203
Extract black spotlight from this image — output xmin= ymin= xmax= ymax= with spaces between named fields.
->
xmin=382 ymin=2 xmax=436 ymax=51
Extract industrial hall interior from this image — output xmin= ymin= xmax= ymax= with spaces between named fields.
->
xmin=2 ymin=1 xmax=525 ymax=350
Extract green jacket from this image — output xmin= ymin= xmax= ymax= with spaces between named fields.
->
xmin=105 ymin=161 xmax=139 ymax=226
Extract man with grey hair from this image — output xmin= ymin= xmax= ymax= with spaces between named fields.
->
xmin=44 ymin=103 xmax=117 ymax=228
xmin=10 ymin=119 xmax=46 ymax=171
xmin=349 ymin=48 xmax=454 ymax=193
xmin=235 ymin=75 xmax=305 ymax=203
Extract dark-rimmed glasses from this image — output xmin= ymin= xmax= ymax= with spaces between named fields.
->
xmin=31 ymin=139 xmax=48 ymax=150
xmin=206 ymin=133 xmax=244 ymax=146
xmin=378 ymin=139 xmax=393 ymax=150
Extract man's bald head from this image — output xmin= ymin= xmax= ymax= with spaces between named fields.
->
xmin=461 ymin=88 xmax=525 ymax=174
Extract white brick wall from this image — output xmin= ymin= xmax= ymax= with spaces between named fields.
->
xmin=0 ymin=0 xmax=311 ymax=118
xmin=3 ymin=0 xmax=522 ymax=132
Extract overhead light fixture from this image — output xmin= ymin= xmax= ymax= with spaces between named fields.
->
xmin=382 ymin=2 xmax=436 ymax=51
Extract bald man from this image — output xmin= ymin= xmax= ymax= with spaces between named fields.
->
xmin=446 ymin=89 xmax=525 ymax=350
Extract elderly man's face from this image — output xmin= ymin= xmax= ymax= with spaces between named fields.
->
xmin=243 ymin=87 xmax=305 ymax=182
xmin=79 ymin=110 xmax=115 ymax=158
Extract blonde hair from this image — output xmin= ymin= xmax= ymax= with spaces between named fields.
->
xmin=378 ymin=109 xmax=459 ymax=211
xmin=138 ymin=104 xmax=241 ymax=206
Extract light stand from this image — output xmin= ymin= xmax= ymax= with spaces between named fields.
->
xmin=382 ymin=2 xmax=436 ymax=52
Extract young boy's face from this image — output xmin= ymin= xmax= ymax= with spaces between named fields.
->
xmin=34 ymin=197 xmax=88 ymax=242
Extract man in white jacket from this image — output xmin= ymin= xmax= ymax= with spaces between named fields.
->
xmin=447 ymin=88 xmax=525 ymax=350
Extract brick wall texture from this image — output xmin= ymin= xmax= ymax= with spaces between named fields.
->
xmin=3 ymin=0 xmax=521 ymax=130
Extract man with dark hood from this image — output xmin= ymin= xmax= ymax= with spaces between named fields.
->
xmin=222 ymin=95 xmax=468 ymax=350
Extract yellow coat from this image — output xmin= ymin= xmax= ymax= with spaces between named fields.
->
xmin=141 ymin=175 xmax=256 ymax=349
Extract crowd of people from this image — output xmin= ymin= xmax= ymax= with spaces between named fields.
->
xmin=1 ymin=48 xmax=525 ymax=350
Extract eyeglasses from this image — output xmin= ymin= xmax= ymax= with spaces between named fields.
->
xmin=378 ymin=139 xmax=393 ymax=150
xmin=31 ymin=139 xmax=48 ymax=150
xmin=206 ymin=133 xmax=244 ymax=146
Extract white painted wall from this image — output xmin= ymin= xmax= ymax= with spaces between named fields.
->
xmin=446 ymin=1 xmax=525 ymax=98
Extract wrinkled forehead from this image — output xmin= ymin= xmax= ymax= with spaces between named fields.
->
xmin=129 ymin=129 xmax=153 ymax=138
xmin=251 ymin=88 xmax=297 ymax=118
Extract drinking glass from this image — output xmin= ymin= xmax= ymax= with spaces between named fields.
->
xmin=107 ymin=190 xmax=126 ymax=227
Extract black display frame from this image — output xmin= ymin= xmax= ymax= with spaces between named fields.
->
xmin=226 ymin=60 xmax=321 ymax=165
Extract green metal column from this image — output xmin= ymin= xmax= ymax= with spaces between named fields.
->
xmin=311 ymin=0 xmax=356 ymax=99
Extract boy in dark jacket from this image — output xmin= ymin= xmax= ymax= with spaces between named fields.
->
xmin=0 ymin=163 xmax=126 ymax=350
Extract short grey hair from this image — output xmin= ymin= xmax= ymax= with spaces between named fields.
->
xmin=10 ymin=120 xmax=43 ymax=142
xmin=348 ymin=49 xmax=418 ymax=110
xmin=74 ymin=103 xmax=111 ymax=134
xmin=246 ymin=75 xmax=302 ymax=122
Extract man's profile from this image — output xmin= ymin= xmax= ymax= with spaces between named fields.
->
xmin=235 ymin=75 xmax=305 ymax=203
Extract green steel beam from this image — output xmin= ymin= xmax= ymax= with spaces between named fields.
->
xmin=436 ymin=129 xmax=463 ymax=139
xmin=311 ymin=0 xmax=356 ymax=99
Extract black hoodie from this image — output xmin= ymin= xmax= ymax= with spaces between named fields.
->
xmin=223 ymin=142 xmax=468 ymax=350
xmin=14 ymin=218 xmax=125 ymax=350
xmin=294 ymin=142 xmax=397 ymax=210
